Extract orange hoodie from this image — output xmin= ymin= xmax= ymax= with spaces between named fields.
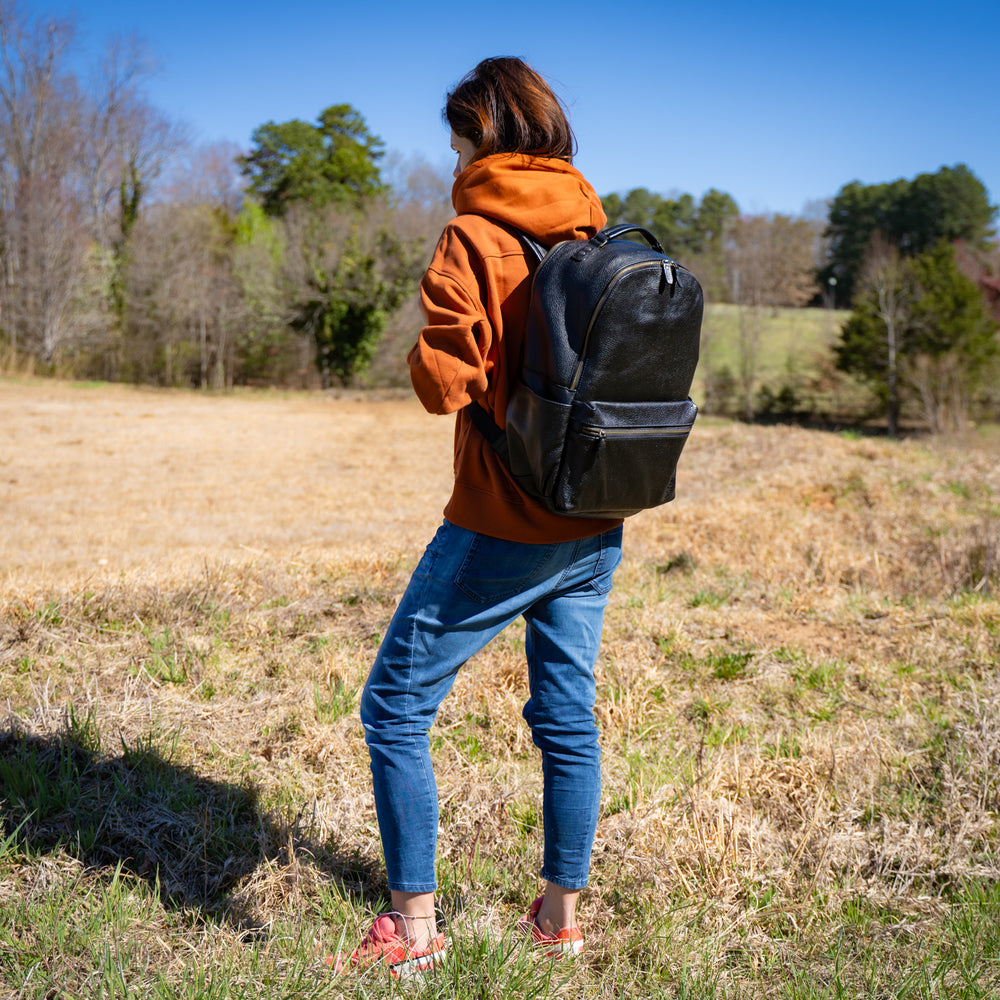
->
xmin=408 ymin=152 xmax=623 ymax=543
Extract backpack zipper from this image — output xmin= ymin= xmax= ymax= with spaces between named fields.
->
xmin=578 ymin=423 xmax=693 ymax=440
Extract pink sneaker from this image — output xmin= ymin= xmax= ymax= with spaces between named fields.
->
xmin=327 ymin=913 xmax=446 ymax=979
xmin=516 ymin=896 xmax=584 ymax=957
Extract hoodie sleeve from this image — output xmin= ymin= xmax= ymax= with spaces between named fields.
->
xmin=408 ymin=228 xmax=493 ymax=415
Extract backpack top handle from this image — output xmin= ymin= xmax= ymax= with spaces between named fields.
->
xmin=594 ymin=224 xmax=665 ymax=254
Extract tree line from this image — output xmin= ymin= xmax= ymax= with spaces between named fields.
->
xmin=1 ymin=3 xmax=998 ymax=433
xmin=0 ymin=3 xmax=448 ymax=390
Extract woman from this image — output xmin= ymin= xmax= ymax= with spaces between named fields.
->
xmin=334 ymin=56 xmax=623 ymax=977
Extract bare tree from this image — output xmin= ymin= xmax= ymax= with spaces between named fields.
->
xmin=382 ymin=152 xmax=453 ymax=242
xmin=80 ymin=36 xmax=184 ymax=377
xmin=860 ymin=233 xmax=909 ymax=437
xmin=0 ymin=2 xmax=85 ymax=363
xmin=6 ymin=168 xmax=90 ymax=363
xmin=727 ymin=214 xmax=817 ymax=419
xmin=368 ymin=154 xmax=453 ymax=386
xmin=165 ymin=141 xmax=246 ymax=216
xmin=124 ymin=200 xmax=247 ymax=388
xmin=79 ymin=36 xmax=152 ymax=239
xmin=0 ymin=6 xmax=181 ymax=372
xmin=904 ymin=353 xmax=967 ymax=435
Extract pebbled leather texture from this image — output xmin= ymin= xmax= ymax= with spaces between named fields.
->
xmin=522 ymin=235 xmax=702 ymax=402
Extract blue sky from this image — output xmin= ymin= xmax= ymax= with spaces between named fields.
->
xmin=39 ymin=0 xmax=1000 ymax=217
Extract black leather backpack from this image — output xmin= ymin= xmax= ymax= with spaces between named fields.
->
xmin=467 ymin=222 xmax=703 ymax=519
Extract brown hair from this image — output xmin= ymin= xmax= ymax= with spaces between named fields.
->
xmin=444 ymin=57 xmax=576 ymax=163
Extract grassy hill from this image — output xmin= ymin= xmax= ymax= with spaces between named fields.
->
xmin=700 ymin=303 xmax=848 ymax=380
xmin=694 ymin=304 xmax=874 ymax=422
xmin=1 ymin=379 xmax=998 ymax=998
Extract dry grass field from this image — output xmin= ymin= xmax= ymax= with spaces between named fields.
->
xmin=1 ymin=377 xmax=999 ymax=999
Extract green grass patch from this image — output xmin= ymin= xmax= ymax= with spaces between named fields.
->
xmin=314 ymin=677 xmax=358 ymax=724
xmin=695 ymin=303 xmax=870 ymax=419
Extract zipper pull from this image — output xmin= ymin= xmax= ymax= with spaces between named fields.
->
xmin=661 ymin=259 xmax=678 ymax=296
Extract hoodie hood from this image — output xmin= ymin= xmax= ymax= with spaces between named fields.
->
xmin=452 ymin=153 xmax=606 ymax=245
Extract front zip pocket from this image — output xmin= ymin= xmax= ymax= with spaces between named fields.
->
xmin=554 ymin=398 xmax=698 ymax=517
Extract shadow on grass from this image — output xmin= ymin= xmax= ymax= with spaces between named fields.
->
xmin=0 ymin=710 xmax=385 ymax=932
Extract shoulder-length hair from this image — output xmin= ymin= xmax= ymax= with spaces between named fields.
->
xmin=444 ymin=57 xmax=576 ymax=163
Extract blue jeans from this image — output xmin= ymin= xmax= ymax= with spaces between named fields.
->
xmin=360 ymin=519 xmax=623 ymax=894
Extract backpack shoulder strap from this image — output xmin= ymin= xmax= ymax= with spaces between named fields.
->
xmin=461 ymin=216 xmax=547 ymax=462
xmin=508 ymin=227 xmax=548 ymax=263
xmin=467 ymin=399 xmax=510 ymax=463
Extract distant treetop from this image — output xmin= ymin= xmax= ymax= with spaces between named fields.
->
xmin=820 ymin=163 xmax=997 ymax=306
xmin=239 ymin=104 xmax=387 ymax=216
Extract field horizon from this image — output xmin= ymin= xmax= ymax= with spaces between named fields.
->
xmin=1 ymin=377 xmax=998 ymax=998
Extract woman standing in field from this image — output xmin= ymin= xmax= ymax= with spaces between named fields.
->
xmin=333 ymin=56 xmax=624 ymax=977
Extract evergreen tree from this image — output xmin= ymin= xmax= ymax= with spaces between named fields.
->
xmin=240 ymin=105 xmax=386 ymax=216
xmin=836 ymin=241 xmax=998 ymax=432
xmin=821 ymin=164 xmax=996 ymax=305
xmin=242 ymin=105 xmax=420 ymax=385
